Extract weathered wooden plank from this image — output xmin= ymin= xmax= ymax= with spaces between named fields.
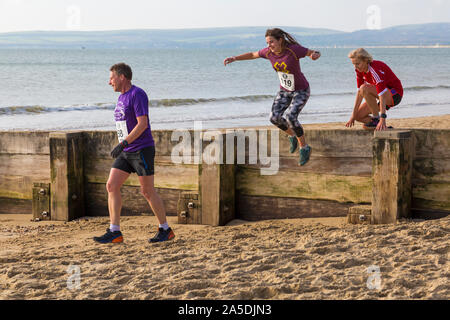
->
xmin=348 ymin=205 xmax=372 ymax=215
xmin=412 ymin=208 xmax=450 ymax=220
xmin=82 ymin=129 xmax=373 ymax=167
xmin=82 ymin=131 xmax=117 ymax=159
xmin=410 ymin=130 xmax=450 ymax=214
xmin=152 ymin=130 xmax=179 ymax=157
xmin=0 ymin=132 xmax=50 ymax=154
xmin=242 ymin=157 xmax=372 ymax=177
xmin=0 ymin=154 xmax=50 ymax=177
xmin=412 ymin=182 xmax=450 ymax=211
xmin=236 ymin=194 xmax=350 ymax=221
xmin=413 ymin=158 xmax=450 ymax=183
xmin=0 ymin=198 xmax=31 ymax=214
xmin=413 ymin=130 xmax=450 ymax=158
xmin=84 ymin=183 xmax=179 ymax=216
xmin=236 ymin=167 xmax=372 ymax=203
xmin=84 ymin=158 xmax=199 ymax=190
xmin=222 ymin=129 xmax=373 ymax=160
xmin=0 ymin=175 xmax=50 ymax=199
xmin=279 ymin=129 xmax=374 ymax=158
xmin=84 ymin=130 xmax=182 ymax=158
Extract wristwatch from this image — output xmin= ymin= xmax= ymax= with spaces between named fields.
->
xmin=380 ymin=113 xmax=387 ymax=119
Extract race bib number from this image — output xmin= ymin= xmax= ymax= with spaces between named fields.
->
xmin=116 ymin=121 xmax=128 ymax=143
xmin=278 ymin=72 xmax=295 ymax=91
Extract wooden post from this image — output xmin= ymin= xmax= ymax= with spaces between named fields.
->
xmin=50 ymin=132 xmax=85 ymax=221
xmin=199 ymin=163 xmax=235 ymax=226
xmin=372 ymin=130 xmax=413 ymax=224
xmin=198 ymin=132 xmax=235 ymax=226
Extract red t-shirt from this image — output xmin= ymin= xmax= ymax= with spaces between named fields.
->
xmin=258 ymin=44 xmax=309 ymax=92
xmin=356 ymin=60 xmax=403 ymax=97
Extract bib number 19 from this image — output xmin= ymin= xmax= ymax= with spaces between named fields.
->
xmin=278 ymin=72 xmax=295 ymax=91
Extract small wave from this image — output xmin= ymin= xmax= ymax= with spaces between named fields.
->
xmin=401 ymin=101 xmax=450 ymax=108
xmin=314 ymin=92 xmax=355 ymax=97
xmin=153 ymin=112 xmax=270 ymax=124
xmin=149 ymin=95 xmax=274 ymax=107
xmin=0 ymin=103 xmax=115 ymax=115
xmin=405 ymin=85 xmax=450 ymax=92
xmin=313 ymin=85 xmax=450 ymax=98
xmin=312 ymin=85 xmax=450 ymax=97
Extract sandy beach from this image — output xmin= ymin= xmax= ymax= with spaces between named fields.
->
xmin=0 ymin=115 xmax=449 ymax=300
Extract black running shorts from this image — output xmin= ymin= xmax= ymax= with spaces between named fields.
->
xmin=379 ymin=88 xmax=402 ymax=110
xmin=112 ymin=146 xmax=155 ymax=176
xmin=385 ymin=93 xmax=402 ymax=110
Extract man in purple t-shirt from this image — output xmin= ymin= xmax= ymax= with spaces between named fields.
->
xmin=224 ymin=28 xmax=321 ymax=166
xmin=94 ymin=63 xmax=175 ymax=244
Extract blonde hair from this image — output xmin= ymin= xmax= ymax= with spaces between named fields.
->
xmin=348 ymin=48 xmax=373 ymax=63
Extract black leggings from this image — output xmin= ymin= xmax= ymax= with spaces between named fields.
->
xmin=270 ymin=87 xmax=310 ymax=137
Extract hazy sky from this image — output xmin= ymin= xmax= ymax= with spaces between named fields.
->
xmin=0 ymin=0 xmax=449 ymax=33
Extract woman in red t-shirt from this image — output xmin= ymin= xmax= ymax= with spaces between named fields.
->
xmin=224 ymin=28 xmax=321 ymax=166
xmin=346 ymin=48 xmax=403 ymax=131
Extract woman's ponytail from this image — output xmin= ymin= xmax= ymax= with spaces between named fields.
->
xmin=265 ymin=28 xmax=300 ymax=47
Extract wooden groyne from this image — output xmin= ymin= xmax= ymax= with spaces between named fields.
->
xmin=0 ymin=128 xmax=448 ymax=225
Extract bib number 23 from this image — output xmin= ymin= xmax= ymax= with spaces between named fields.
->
xmin=278 ymin=72 xmax=295 ymax=91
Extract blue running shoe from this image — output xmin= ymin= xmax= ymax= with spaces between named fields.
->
xmin=149 ymin=227 xmax=175 ymax=243
xmin=299 ymin=145 xmax=312 ymax=166
xmin=363 ymin=117 xmax=380 ymax=130
xmin=289 ymin=136 xmax=298 ymax=153
xmin=93 ymin=228 xmax=123 ymax=244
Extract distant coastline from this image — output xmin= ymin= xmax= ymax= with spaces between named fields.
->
xmin=316 ymin=45 xmax=450 ymax=49
xmin=0 ymin=23 xmax=449 ymax=48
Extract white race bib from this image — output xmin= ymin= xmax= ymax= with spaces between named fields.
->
xmin=116 ymin=121 xmax=128 ymax=143
xmin=278 ymin=72 xmax=295 ymax=91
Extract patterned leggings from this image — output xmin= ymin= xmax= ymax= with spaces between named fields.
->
xmin=269 ymin=87 xmax=310 ymax=137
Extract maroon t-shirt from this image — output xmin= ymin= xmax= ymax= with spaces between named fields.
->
xmin=258 ymin=44 xmax=309 ymax=92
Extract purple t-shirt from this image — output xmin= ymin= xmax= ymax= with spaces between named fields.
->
xmin=114 ymin=85 xmax=155 ymax=152
xmin=258 ymin=44 xmax=310 ymax=92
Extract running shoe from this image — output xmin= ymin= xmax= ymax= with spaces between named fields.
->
xmin=299 ymin=145 xmax=312 ymax=166
xmin=93 ymin=228 xmax=123 ymax=244
xmin=149 ymin=227 xmax=175 ymax=243
xmin=289 ymin=136 xmax=298 ymax=153
xmin=363 ymin=117 xmax=380 ymax=130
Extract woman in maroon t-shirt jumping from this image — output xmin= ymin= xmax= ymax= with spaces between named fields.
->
xmin=224 ymin=28 xmax=321 ymax=166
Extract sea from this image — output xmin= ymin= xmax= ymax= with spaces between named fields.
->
xmin=0 ymin=47 xmax=449 ymax=131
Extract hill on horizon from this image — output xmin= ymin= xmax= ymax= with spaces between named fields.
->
xmin=0 ymin=23 xmax=449 ymax=49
